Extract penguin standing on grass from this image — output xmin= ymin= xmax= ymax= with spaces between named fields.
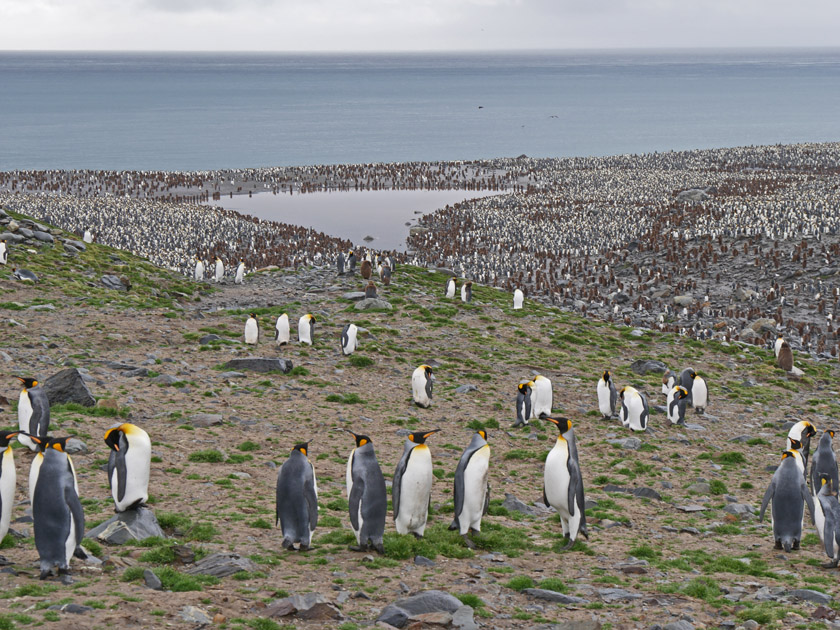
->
xmin=461 ymin=281 xmax=473 ymax=303
xmin=760 ymin=449 xmax=814 ymax=552
xmin=0 ymin=430 xmax=19 ymax=543
xmin=0 ymin=242 xmax=7 ymax=265
xmin=810 ymin=429 xmax=839 ymax=493
xmin=104 ymin=423 xmax=151 ymax=512
xmin=244 ymin=313 xmax=259 ymax=345
xmin=514 ymin=381 xmax=533 ymax=428
xmin=531 ymin=374 xmax=553 ymax=418
xmin=341 ymin=324 xmax=358 ymax=356
xmin=774 ymin=334 xmax=786 ymax=358
xmin=666 ymin=386 xmax=689 ymax=426
xmin=298 ymin=314 xmax=315 ymax=345
xmin=342 ymin=430 xmax=386 ymax=554
xmin=543 ymin=417 xmax=588 ymax=549
xmin=679 ymin=368 xmax=696 ymax=406
xmin=513 ymin=288 xmax=524 ymax=310
xmin=691 ymin=372 xmax=708 ymax=414
xmin=412 ymin=365 xmax=434 ymax=408
xmin=449 ymin=430 xmax=490 ymax=547
xmin=445 ymin=277 xmax=457 ymax=299
xmin=214 ymin=257 xmax=224 ymax=282
xmin=596 ymin=370 xmax=618 ymax=420
xmin=275 ymin=313 xmax=290 ymax=345
xmin=276 ymin=442 xmax=318 ymax=551
xmin=17 ymin=377 xmax=50 ymax=452
xmin=393 ymin=430 xmax=440 ymax=538
xmin=778 ymin=342 xmax=794 ymax=371
xmin=618 ymin=386 xmax=649 ymax=432
xmin=194 ymin=256 xmax=205 ymax=281
xmin=814 ymin=475 xmax=840 ymax=567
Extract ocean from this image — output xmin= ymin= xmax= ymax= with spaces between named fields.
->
xmin=2 ymin=49 xmax=840 ymax=172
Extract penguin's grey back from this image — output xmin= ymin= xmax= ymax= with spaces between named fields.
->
xmin=33 ymin=448 xmax=84 ymax=573
xmin=811 ymin=432 xmax=839 ymax=493
xmin=452 ymin=432 xmax=489 ymax=528
xmin=276 ymin=450 xmax=318 ymax=542
xmin=349 ymin=442 xmax=386 ymax=545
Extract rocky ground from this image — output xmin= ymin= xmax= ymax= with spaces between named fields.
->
xmin=1 ymin=210 xmax=840 ymax=630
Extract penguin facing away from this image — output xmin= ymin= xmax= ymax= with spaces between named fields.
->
xmin=298 ymin=314 xmax=315 ymax=345
xmin=618 ymin=386 xmax=649 ymax=432
xmin=104 ymin=423 xmax=151 ymax=512
xmin=788 ymin=420 xmax=817 ymax=471
xmin=342 ymin=430 xmax=386 ymax=553
xmin=461 ymin=281 xmax=473 ymax=303
xmin=17 ymin=376 xmax=50 ymax=452
xmin=244 ymin=313 xmax=259 ymax=345
xmin=32 ymin=442 xmax=85 ymax=579
xmin=276 ymin=442 xmax=318 ymax=551
xmin=348 ymin=251 xmax=357 ymax=272
xmin=449 ymin=430 xmax=490 ymax=545
xmin=810 ymin=429 xmax=839 ymax=494
xmin=778 ymin=341 xmax=794 ymax=371
xmin=337 ymin=251 xmax=345 ymax=275
xmin=760 ymin=449 xmax=815 ymax=552
xmin=364 ymin=281 xmax=377 ymax=299
xmin=514 ymin=381 xmax=533 ymax=427
xmin=814 ymin=475 xmax=840 ymax=567
xmin=393 ymin=429 xmax=440 ymax=538
xmin=543 ymin=417 xmax=588 ymax=549
xmin=194 ymin=257 xmax=205 ymax=281
xmin=0 ymin=430 xmax=20 ymax=544
xmin=513 ymin=288 xmax=524 ymax=310
xmin=666 ymin=386 xmax=689 ymax=425
xmin=275 ymin=313 xmax=290 ymax=345
xmin=596 ymin=370 xmax=618 ymax=420
xmin=412 ymin=365 xmax=434 ymax=408
xmin=341 ymin=323 xmax=358 ymax=356
xmin=235 ymin=259 xmax=245 ymax=284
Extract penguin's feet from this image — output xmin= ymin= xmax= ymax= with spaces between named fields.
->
xmin=299 ymin=543 xmax=311 ymax=552
xmin=562 ymin=537 xmax=576 ymax=551
xmin=39 ymin=569 xmax=52 ymax=581
xmin=511 ymin=420 xmax=527 ymax=428
xmin=821 ymin=560 xmax=839 ymax=569
xmin=461 ymin=535 xmax=476 ymax=550
xmin=349 ymin=545 xmax=363 ymax=552
xmin=59 ymin=573 xmax=75 ymax=585
xmin=411 ymin=532 xmax=424 ymax=540
xmin=373 ymin=542 xmax=385 ymax=555
xmin=281 ymin=538 xmax=295 ymax=550
xmin=792 ymin=540 xmax=800 ymax=550
xmin=774 ymin=540 xmax=783 ymax=550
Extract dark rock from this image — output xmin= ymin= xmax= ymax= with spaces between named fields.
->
xmin=199 ymin=334 xmax=222 ymax=344
xmin=48 ymin=603 xmax=93 ymax=614
xmin=341 ymin=292 xmax=367 ymax=301
xmin=185 ymin=553 xmax=257 ymax=578
xmin=502 ymin=493 xmax=535 ymax=516
xmin=65 ymin=438 xmax=87 ymax=455
xmin=724 ymin=503 xmax=756 ymax=516
xmin=414 ymin=555 xmax=436 ymax=567
xmin=607 ymin=438 xmax=642 ymax=450
xmin=86 ymin=507 xmax=164 ymax=544
xmin=788 ymin=589 xmax=832 ymax=604
xmin=179 ymin=606 xmax=212 ymax=624
xmin=451 ymin=605 xmax=479 ymax=630
xmin=555 ymin=621 xmax=602 ymax=630
xmin=377 ymin=590 xmax=463 ymax=628
xmin=630 ymin=359 xmax=667 ymax=375
xmin=143 ymin=568 xmax=163 ymax=590
xmin=598 ymin=587 xmax=642 ymax=602
xmin=101 ymin=275 xmax=128 ymax=291
xmin=32 ymin=230 xmax=54 ymax=243
xmin=603 ymin=485 xmax=662 ymax=501
xmin=17 ymin=227 xmax=34 ymax=239
xmin=151 ymin=374 xmax=179 ymax=385
xmin=455 ymin=384 xmax=478 ymax=393
xmin=188 ymin=413 xmax=224 ymax=427
xmin=64 ymin=239 xmax=87 ymax=251
xmin=43 ymin=368 xmax=96 ymax=407
xmin=523 ymin=588 xmax=589 ymax=604
xmin=264 ymin=593 xmax=343 ymax=621
xmin=222 ymin=358 xmax=293 ymax=373
xmin=664 ymin=622 xmax=695 ymax=630
xmin=354 ymin=298 xmax=392 ymax=311
xmin=0 ymin=232 xmax=25 ymax=243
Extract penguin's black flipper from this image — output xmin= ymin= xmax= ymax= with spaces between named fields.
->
xmin=483 ymin=484 xmax=491 ymax=516
xmin=305 ymin=470 xmax=318 ymax=532
xmin=801 ymin=479 xmax=816 ymax=526
xmin=542 ymin=486 xmax=549 ymax=507
xmin=759 ymin=480 xmax=775 ymax=522
xmin=65 ymin=484 xmax=85 ymax=546
xmin=392 ymin=448 xmax=410 ymax=522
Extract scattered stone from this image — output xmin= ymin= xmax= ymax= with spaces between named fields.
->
xmin=602 ymin=485 xmax=662 ymax=501
xmin=85 ymin=507 xmax=165 ymax=544
xmin=354 ymin=298 xmax=392 ymax=310
xmin=663 ymin=622 xmax=694 ymax=630
xmin=451 ymin=605 xmax=479 ymax=630
xmin=686 ymin=482 xmax=711 ymax=494
xmin=523 ymin=588 xmax=589 ymax=604
xmin=48 ymin=603 xmax=93 ymax=614
xmin=151 ymin=374 xmax=180 ymax=385
xmin=673 ymin=295 xmax=694 ymax=306
xmin=724 ymin=503 xmax=756 ymax=516
xmin=503 ymin=493 xmax=536 ymax=515
xmin=788 ymin=589 xmax=832 ymax=604
xmin=199 ymin=334 xmax=222 ymax=344
xmin=264 ymin=592 xmax=343 ymax=621
xmin=607 ymin=438 xmax=642 ymax=450
xmin=342 ymin=292 xmax=367 ymax=301
xmin=554 ymin=621 xmax=601 ymax=630
xmin=179 ymin=605 xmax=212 ymax=625
xmin=414 ymin=555 xmax=436 ymax=567
xmin=65 ymin=438 xmax=87 ymax=455
xmin=101 ymin=275 xmax=128 ymax=291
xmin=222 ymin=357 xmax=293 ymax=373
xmin=186 ymin=553 xmax=257 ymax=578
xmin=188 ymin=413 xmax=224 ymax=427
xmin=377 ymin=590 xmax=463 ymax=628
xmin=454 ymin=384 xmax=478 ymax=393
xmin=42 ymin=368 xmax=96 ymax=407
xmin=143 ymin=568 xmax=163 ymax=590
xmin=598 ymin=587 xmax=642 ymax=602
xmin=630 ymin=359 xmax=667 ymax=375
xmin=676 ymin=505 xmax=707 ymax=513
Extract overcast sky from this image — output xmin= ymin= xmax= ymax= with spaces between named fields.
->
xmin=2 ymin=0 xmax=839 ymax=51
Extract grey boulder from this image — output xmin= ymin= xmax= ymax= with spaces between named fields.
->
xmin=185 ymin=552 xmax=257 ymax=578
xmin=377 ymin=590 xmax=463 ymax=628
xmin=354 ymin=298 xmax=392 ymax=311
xmin=221 ymin=357 xmax=293 ymax=373
xmin=85 ymin=507 xmax=164 ymax=544
xmin=43 ymin=368 xmax=96 ymax=407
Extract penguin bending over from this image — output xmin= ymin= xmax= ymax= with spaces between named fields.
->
xmin=298 ymin=314 xmax=315 ymax=345
xmin=618 ymin=386 xmax=649 ymax=432
xmin=412 ymin=365 xmax=434 ymax=408
xmin=543 ymin=416 xmax=588 ymax=549
xmin=235 ymin=259 xmax=245 ymax=284
xmin=276 ymin=442 xmax=318 ymax=551
xmin=0 ymin=430 xmax=20 ymax=544
xmin=449 ymin=430 xmax=490 ymax=546
xmin=810 ymin=429 xmax=839 ymax=494
xmin=814 ymin=475 xmax=840 ymax=567
xmin=461 ymin=281 xmax=473 ymax=303
xmin=31 ymin=439 xmax=84 ymax=579
xmin=661 ymin=369 xmax=676 ymax=396
xmin=17 ymin=376 xmax=50 ymax=452
xmin=596 ymin=370 xmax=618 ymax=420
xmin=275 ymin=313 xmax=290 ymax=345
xmin=445 ymin=277 xmax=456 ymax=299
xmin=393 ymin=429 xmax=439 ymax=538
xmin=760 ymin=449 xmax=815 ymax=552
xmin=244 ymin=313 xmax=259 ymax=345
xmin=341 ymin=324 xmax=358 ymax=356
xmin=679 ymin=368 xmax=696 ymax=406
xmin=342 ymin=430 xmax=386 ymax=553
xmin=788 ymin=420 xmax=817 ymax=471
xmin=514 ymin=381 xmax=533 ymax=427
xmin=104 ymin=423 xmax=151 ymax=512
xmin=666 ymin=386 xmax=689 ymax=425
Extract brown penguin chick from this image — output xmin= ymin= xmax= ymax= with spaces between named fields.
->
xmin=365 ymin=281 xmax=377 ymax=299
xmin=360 ymin=259 xmax=372 ymax=280
xmin=382 ymin=265 xmax=392 ymax=286
xmin=777 ymin=341 xmax=794 ymax=371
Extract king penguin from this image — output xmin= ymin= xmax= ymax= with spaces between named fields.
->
xmin=514 ymin=381 xmax=534 ymax=427
xmin=364 ymin=281 xmax=377 ymax=299
xmin=341 ymin=323 xmax=358 ymax=356
xmin=449 ymin=430 xmax=490 ymax=546
xmin=235 ymin=259 xmax=245 ymax=284
xmin=810 ymin=429 xmax=839 ymax=494
xmin=760 ymin=449 xmax=815 ymax=552
xmin=618 ymin=386 xmax=649 ymax=432
xmin=298 ymin=313 xmax=315 ymax=345
xmin=531 ymin=374 xmax=553 ymax=418
xmin=31 ymin=439 xmax=84 ymax=579
xmin=244 ymin=313 xmax=259 ymax=345
xmin=461 ymin=281 xmax=473 ymax=303
xmin=393 ymin=429 xmax=440 ymax=538
xmin=513 ymin=288 xmax=524 ymax=310
xmin=0 ymin=241 xmax=6 ymax=265
xmin=194 ymin=256 xmax=205 ymax=281
xmin=275 ymin=313 xmax=290 ymax=345
xmin=361 ymin=259 xmax=372 ymax=280
xmin=275 ymin=442 xmax=318 ymax=551
xmin=814 ymin=475 xmax=840 ymax=567
xmin=214 ymin=257 xmax=224 ymax=282
xmin=774 ymin=334 xmax=785 ymax=358
xmin=788 ymin=420 xmax=817 ymax=471
xmin=692 ymin=372 xmax=708 ymax=414
xmin=411 ymin=365 xmax=434 ymax=408
xmin=0 ymin=430 xmax=19 ymax=544
xmin=778 ymin=341 xmax=794 ymax=371
xmin=104 ymin=423 xmax=151 ymax=512
xmin=543 ymin=416 xmax=588 ymax=549
xmin=29 ymin=437 xmax=79 ymax=509
xmin=596 ymin=370 xmax=618 ymax=420
xmin=679 ymin=368 xmax=696 ymax=406
xmin=83 ymin=229 xmax=93 ymax=244
xmin=342 ymin=430 xmax=386 ymax=553
xmin=348 ymin=250 xmax=357 ymax=272
xmin=445 ymin=277 xmax=456 ymax=299
xmin=666 ymin=386 xmax=689 ymax=425
xmin=661 ymin=369 xmax=676 ymax=396
xmin=337 ymin=251 xmax=345 ymax=275
xmin=17 ymin=376 xmax=50 ymax=452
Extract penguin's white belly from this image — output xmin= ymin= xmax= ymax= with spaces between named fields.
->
xmin=545 ymin=447 xmax=571 ymax=516
xmin=115 ymin=445 xmax=151 ymax=510
xmin=412 ymin=374 xmax=431 ymax=407
xmin=235 ymin=266 xmax=244 ymax=283
xmin=446 ymin=282 xmax=455 ymax=298
xmin=65 ymin=510 xmax=77 ymax=566
xmin=276 ymin=320 xmax=290 ymax=344
xmin=396 ymin=451 xmax=432 ymax=535
xmin=28 ymin=455 xmax=43 ymax=513
xmin=624 ymin=397 xmax=646 ymax=431
xmin=245 ymin=320 xmax=258 ymax=344
xmin=0 ymin=450 xmax=15 ymax=539
xmin=299 ymin=321 xmax=312 ymax=345
xmin=596 ymin=381 xmax=611 ymax=416
xmin=18 ymin=392 xmax=37 ymax=450
xmin=460 ymin=448 xmax=489 ymax=532
xmin=693 ymin=380 xmax=708 ymax=408
xmin=666 ymin=389 xmax=679 ymax=424
xmin=815 ymin=499 xmax=825 ymax=545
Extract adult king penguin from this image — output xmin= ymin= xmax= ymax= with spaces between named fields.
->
xmin=244 ymin=313 xmax=259 ymax=345
xmin=342 ymin=430 xmax=386 ymax=553
xmin=348 ymin=250 xmax=357 ymax=272
xmin=774 ymin=334 xmax=786 ymax=358
xmin=679 ymin=368 xmax=697 ymax=406
xmin=214 ymin=257 xmax=224 ymax=282
xmin=543 ymin=417 xmax=588 ymax=549
xmin=341 ymin=324 xmax=358 ymax=356
xmin=760 ymin=449 xmax=814 ymax=552
xmin=412 ymin=365 xmax=434 ymax=408
xmin=298 ymin=314 xmax=315 ymax=345
xmin=449 ymin=430 xmax=490 ymax=547
xmin=235 ymin=259 xmax=245 ymax=284
xmin=810 ymin=429 xmax=839 ymax=494
xmin=618 ymin=386 xmax=649 ymax=432
xmin=104 ymin=423 xmax=151 ymax=512
xmin=336 ymin=251 xmax=345 ymax=275
xmin=445 ymin=277 xmax=457 ymax=299
xmin=17 ymin=376 xmax=50 ymax=452
xmin=31 ymin=438 xmax=85 ymax=579
xmin=0 ymin=241 xmax=6 ymax=265
xmin=814 ymin=475 xmax=840 ymax=567
xmin=514 ymin=381 xmax=533 ymax=428
xmin=276 ymin=442 xmax=318 ymax=551
xmin=0 ymin=430 xmax=19 ymax=544
xmin=393 ymin=429 xmax=439 ymax=538
xmin=194 ymin=256 xmax=205 ymax=281
xmin=692 ymin=372 xmax=708 ymax=414
xmin=666 ymin=386 xmax=689 ymax=425
xmin=596 ymin=371 xmax=618 ymax=420
xmin=531 ymin=374 xmax=553 ymax=418
xmin=461 ymin=281 xmax=473 ymax=303
xmin=275 ymin=313 xmax=290 ymax=345
xmin=788 ymin=420 xmax=817 ymax=471
xmin=513 ymin=288 xmax=524 ymax=310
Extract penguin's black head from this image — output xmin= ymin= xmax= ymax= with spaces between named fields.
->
xmin=104 ymin=424 xmax=126 ymax=450
xmin=828 ymin=429 xmax=836 ymax=439
xmin=423 ymin=365 xmax=434 ymax=379
xmin=47 ymin=437 xmax=70 ymax=453
xmin=249 ymin=313 xmax=257 ymax=320
xmin=789 ymin=437 xmax=803 ymax=450
xmin=544 ymin=416 xmax=572 ymax=434
xmin=803 ymin=422 xmax=817 ymax=438
xmin=820 ymin=473 xmax=832 ymax=489
xmin=344 ymin=431 xmax=371 ymax=448
xmin=477 ymin=429 xmax=488 ymax=441
xmin=781 ymin=449 xmax=796 ymax=460
xmin=16 ymin=376 xmax=39 ymax=389
xmin=0 ymin=430 xmax=19 ymax=447
xmin=308 ymin=314 xmax=316 ymax=323
xmin=518 ymin=382 xmax=531 ymax=394
xmin=408 ymin=429 xmax=440 ymax=444
xmin=690 ymin=370 xmax=698 ymax=379
xmin=293 ymin=441 xmax=311 ymax=456
xmin=602 ymin=370 xmax=610 ymax=382
xmin=676 ymin=386 xmax=689 ymax=399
